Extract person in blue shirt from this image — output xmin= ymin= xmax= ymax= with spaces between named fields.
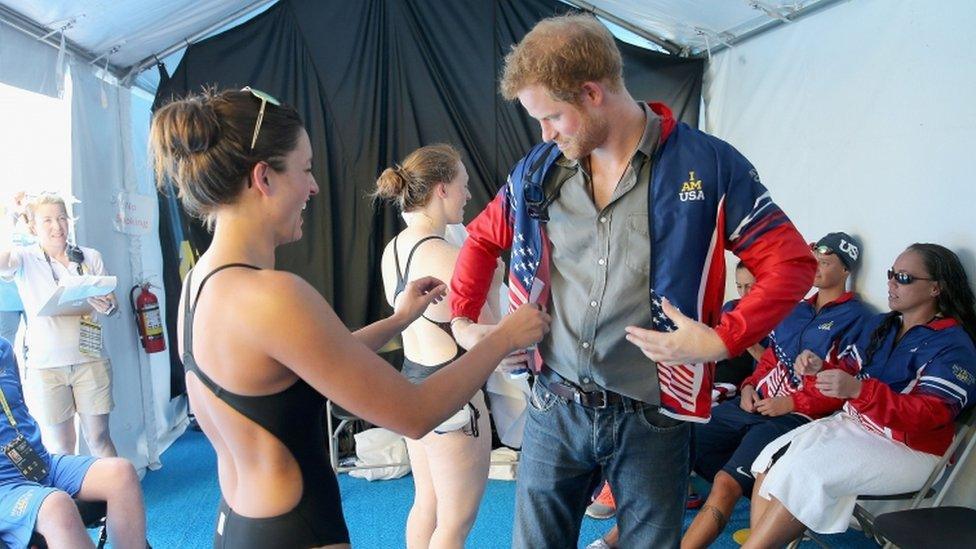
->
xmin=0 ymin=337 xmax=145 ymax=548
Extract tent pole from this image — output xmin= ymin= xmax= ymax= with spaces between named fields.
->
xmin=702 ymin=0 xmax=848 ymax=56
xmin=0 ymin=4 xmax=130 ymax=82
xmin=560 ymin=0 xmax=685 ymax=56
xmin=121 ymin=0 xmax=278 ymax=87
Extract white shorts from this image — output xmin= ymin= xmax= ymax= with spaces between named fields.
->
xmin=22 ymin=359 xmax=114 ymax=425
xmin=751 ymin=413 xmax=939 ymax=533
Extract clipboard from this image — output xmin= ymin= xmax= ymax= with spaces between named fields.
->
xmin=37 ymin=275 xmax=117 ymax=317
xmin=37 ymin=287 xmax=95 ymax=317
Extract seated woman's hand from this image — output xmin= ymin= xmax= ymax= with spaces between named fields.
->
xmin=755 ymin=395 xmax=795 ymax=417
xmin=815 ymin=369 xmax=862 ymax=399
xmin=794 ymin=349 xmax=824 ymax=376
xmin=394 ymin=276 xmax=447 ymax=324
xmin=739 ymin=384 xmax=760 ymax=412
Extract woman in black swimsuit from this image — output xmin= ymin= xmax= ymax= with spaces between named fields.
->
xmin=375 ymin=145 xmax=523 ymax=548
xmin=150 ymin=89 xmax=550 ymax=548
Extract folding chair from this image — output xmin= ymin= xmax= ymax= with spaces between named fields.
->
xmin=326 ymin=346 xmax=410 ymax=474
xmin=845 ymin=405 xmax=976 ymax=545
xmin=783 ymin=406 xmax=976 ymax=549
xmin=873 ymin=506 xmax=976 ymax=548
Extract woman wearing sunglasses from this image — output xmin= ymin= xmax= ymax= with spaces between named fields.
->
xmin=374 ymin=145 xmax=521 ymax=549
xmin=743 ymin=243 xmax=976 ymax=548
xmin=150 ymin=89 xmax=550 ymax=548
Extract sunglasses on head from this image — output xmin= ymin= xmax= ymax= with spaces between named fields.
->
xmin=887 ymin=269 xmax=935 ymax=285
xmin=241 ymin=87 xmax=281 ymax=151
xmin=811 ymin=244 xmax=835 ymax=256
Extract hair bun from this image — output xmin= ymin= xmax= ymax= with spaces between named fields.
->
xmin=167 ymin=98 xmax=221 ymax=156
xmin=374 ymin=166 xmax=408 ymax=200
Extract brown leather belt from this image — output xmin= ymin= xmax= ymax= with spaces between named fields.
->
xmin=542 ymin=377 xmax=627 ymax=409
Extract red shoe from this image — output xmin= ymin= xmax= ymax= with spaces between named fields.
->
xmin=686 ymin=492 xmax=705 ymax=510
xmin=585 ymin=482 xmax=616 ymax=519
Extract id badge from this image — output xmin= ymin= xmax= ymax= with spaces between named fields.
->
xmin=79 ymin=316 xmax=103 ymax=357
xmin=3 ymin=434 xmax=48 ymax=482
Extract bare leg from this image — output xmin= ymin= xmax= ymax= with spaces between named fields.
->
xmin=34 ymin=490 xmax=96 ymax=548
xmin=742 ymin=497 xmax=806 ymax=549
xmin=600 ymin=524 xmax=619 ymax=547
xmin=426 ymin=393 xmax=491 ymax=549
xmin=40 ymin=418 xmax=77 ymax=455
xmin=79 ymin=413 xmax=118 ymax=457
xmin=750 ymin=472 xmax=770 ymax=530
xmin=76 ymin=457 xmax=146 ymax=549
xmin=405 ymin=437 xmax=436 ymax=549
xmin=681 ymin=471 xmax=742 ymax=549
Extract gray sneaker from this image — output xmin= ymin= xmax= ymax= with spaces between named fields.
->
xmin=585 ymin=538 xmax=612 ymax=549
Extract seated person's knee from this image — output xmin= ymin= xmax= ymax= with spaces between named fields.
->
xmin=99 ymin=458 xmax=139 ymax=494
xmin=38 ymin=490 xmax=84 ymax=530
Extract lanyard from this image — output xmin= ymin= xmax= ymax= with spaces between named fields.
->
xmin=0 ymin=386 xmax=18 ymax=430
xmin=42 ymin=247 xmax=84 ymax=283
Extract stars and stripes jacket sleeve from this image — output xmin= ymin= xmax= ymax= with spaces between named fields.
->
xmin=450 ymin=188 xmax=513 ymax=322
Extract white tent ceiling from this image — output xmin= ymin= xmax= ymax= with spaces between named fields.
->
xmin=0 ymin=0 xmax=842 ymax=93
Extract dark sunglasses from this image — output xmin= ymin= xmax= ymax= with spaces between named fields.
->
xmin=241 ymin=86 xmax=281 ymax=151
xmin=811 ymin=244 xmax=835 ymax=256
xmin=887 ymin=269 xmax=935 ymax=285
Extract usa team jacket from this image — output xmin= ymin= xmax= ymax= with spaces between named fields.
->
xmin=450 ymin=102 xmax=816 ymax=422
xmin=741 ymin=292 xmax=870 ymax=419
xmin=834 ymin=315 xmax=976 ymax=456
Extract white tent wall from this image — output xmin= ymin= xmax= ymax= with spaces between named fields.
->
xmin=704 ymin=0 xmax=976 ymax=508
xmin=2 ymin=16 xmax=185 ymax=473
xmin=69 ymin=60 xmax=186 ymax=474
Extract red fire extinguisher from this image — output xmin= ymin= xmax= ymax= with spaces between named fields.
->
xmin=130 ymin=282 xmax=166 ymax=353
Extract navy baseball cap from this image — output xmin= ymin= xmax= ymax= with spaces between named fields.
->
xmin=812 ymin=232 xmax=861 ymax=271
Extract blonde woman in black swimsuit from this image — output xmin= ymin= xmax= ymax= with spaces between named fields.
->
xmin=151 ymin=90 xmax=550 ymax=548
xmin=375 ymin=145 xmax=525 ymax=548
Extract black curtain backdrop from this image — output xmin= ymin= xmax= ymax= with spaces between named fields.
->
xmin=154 ymin=0 xmax=703 ymax=396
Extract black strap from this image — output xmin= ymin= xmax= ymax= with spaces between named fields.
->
xmin=393 ymin=235 xmax=445 ymax=299
xmin=183 ymin=263 xmax=261 ymax=366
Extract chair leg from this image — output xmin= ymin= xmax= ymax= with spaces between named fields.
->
xmin=786 ymin=530 xmax=829 ymax=549
xmin=326 ymin=400 xmax=339 ymax=473
xmin=96 ymin=523 xmax=108 ymax=549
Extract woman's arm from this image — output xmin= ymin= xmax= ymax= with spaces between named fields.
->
xmin=352 ymin=276 xmax=446 ymax=351
xmin=252 ymin=271 xmax=549 ymax=439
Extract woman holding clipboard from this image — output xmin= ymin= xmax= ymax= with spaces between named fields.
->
xmin=0 ymin=192 xmax=119 ymax=457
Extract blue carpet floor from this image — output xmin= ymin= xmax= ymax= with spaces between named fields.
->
xmin=140 ymin=430 xmax=880 ymax=548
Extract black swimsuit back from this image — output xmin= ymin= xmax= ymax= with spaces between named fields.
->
xmin=393 ymin=236 xmax=463 ymax=383
xmin=182 ymin=264 xmax=349 ymax=548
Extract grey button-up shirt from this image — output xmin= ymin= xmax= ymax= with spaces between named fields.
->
xmin=539 ymin=103 xmax=662 ymax=405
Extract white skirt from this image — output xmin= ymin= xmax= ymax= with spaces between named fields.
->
xmin=751 ymin=413 xmax=939 ymax=533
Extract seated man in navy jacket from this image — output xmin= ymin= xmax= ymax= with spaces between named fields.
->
xmin=0 ymin=338 xmax=145 ymax=548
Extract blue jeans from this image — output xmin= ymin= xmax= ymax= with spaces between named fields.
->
xmin=513 ymin=377 xmax=691 ymax=548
